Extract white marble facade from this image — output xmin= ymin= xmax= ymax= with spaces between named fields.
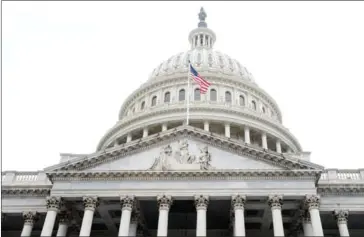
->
xmin=2 ymin=7 xmax=364 ymax=237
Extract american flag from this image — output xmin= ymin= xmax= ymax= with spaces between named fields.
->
xmin=189 ymin=64 xmax=211 ymax=94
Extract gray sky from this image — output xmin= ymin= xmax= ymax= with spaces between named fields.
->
xmin=3 ymin=1 xmax=364 ymax=171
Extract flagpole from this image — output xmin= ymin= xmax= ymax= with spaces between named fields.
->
xmin=186 ymin=62 xmax=190 ymax=126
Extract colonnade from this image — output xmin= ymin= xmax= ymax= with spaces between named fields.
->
xmin=18 ymin=194 xmax=351 ymax=237
xmin=115 ymin=121 xmax=287 ymax=154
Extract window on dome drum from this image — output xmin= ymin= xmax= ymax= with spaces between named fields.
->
xmin=164 ymin=92 xmax=171 ymax=103
xmin=210 ymin=89 xmax=217 ymax=101
xmin=194 ymin=88 xmax=201 ymax=101
xmin=252 ymin=100 xmax=257 ymax=110
xmin=179 ymin=89 xmax=185 ymax=101
xmin=151 ymin=96 xmax=157 ymax=107
xmin=225 ymin=91 xmax=232 ymax=103
xmin=262 ymin=106 xmax=266 ymax=114
xmin=239 ymin=95 xmax=245 ymax=106
xmin=140 ymin=101 xmax=145 ymax=110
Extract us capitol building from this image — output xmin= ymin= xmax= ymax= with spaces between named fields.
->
xmin=2 ymin=8 xmax=363 ymax=237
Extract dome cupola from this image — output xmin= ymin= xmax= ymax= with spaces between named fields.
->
xmin=188 ymin=7 xmax=216 ymax=50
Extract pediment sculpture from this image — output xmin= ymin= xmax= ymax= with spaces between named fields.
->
xmin=149 ymin=140 xmax=213 ymax=171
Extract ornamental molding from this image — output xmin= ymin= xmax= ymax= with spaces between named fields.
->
xmin=47 ymin=169 xmax=320 ymax=182
xmin=318 ymin=184 xmax=364 ymax=196
xmin=2 ymin=188 xmax=50 ymax=197
xmin=101 ymin=104 xmax=299 ymax=152
xmin=118 ymin=75 xmax=282 ymax=122
xmin=46 ymin=127 xmax=321 ymax=173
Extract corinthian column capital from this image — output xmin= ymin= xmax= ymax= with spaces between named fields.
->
xmin=268 ymin=194 xmax=283 ymax=210
xmin=305 ymin=194 xmax=320 ymax=210
xmin=83 ymin=196 xmax=99 ymax=211
xmin=333 ymin=210 xmax=349 ymax=224
xmin=45 ymin=196 xmax=63 ymax=211
xmin=157 ymin=195 xmax=173 ymax=210
xmin=120 ymin=195 xmax=135 ymax=211
xmin=22 ymin=211 xmax=38 ymax=225
xmin=232 ymin=194 xmax=246 ymax=210
xmin=195 ymin=195 xmax=209 ymax=210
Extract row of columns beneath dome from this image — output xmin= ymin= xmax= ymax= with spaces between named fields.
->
xmin=18 ymin=194 xmax=351 ymax=237
xmin=113 ymin=121 xmax=288 ymax=154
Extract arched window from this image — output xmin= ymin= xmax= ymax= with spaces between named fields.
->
xmin=132 ymin=107 xmax=135 ymax=113
xmin=151 ymin=96 xmax=157 ymax=107
xmin=194 ymin=88 xmax=201 ymax=101
xmin=210 ymin=89 xmax=217 ymax=101
xmin=262 ymin=106 xmax=266 ymax=114
xmin=179 ymin=89 xmax=185 ymax=101
xmin=164 ymin=92 xmax=170 ymax=103
xmin=252 ymin=100 xmax=257 ymax=110
xmin=239 ymin=95 xmax=245 ymax=106
xmin=140 ymin=101 xmax=145 ymax=110
xmin=225 ymin=91 xmax=232 ymax=103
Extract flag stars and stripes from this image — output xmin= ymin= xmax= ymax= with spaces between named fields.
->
xmin=189 ymin=64 xmax=211 ymax=94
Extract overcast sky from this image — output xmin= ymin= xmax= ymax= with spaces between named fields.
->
xmin=3 ymin=1 xmax=364 ymax=171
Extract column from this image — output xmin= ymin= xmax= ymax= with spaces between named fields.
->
xmin=305 ymin=195 xmax=324 ymax=236
xmin=118 ymin=195 xmax=135 ymax=237
xmin=204 ymin=121 xmax=209 ymax=132
xmin=195 ymin=195 xmax=209 ymax=236
xmin=127 ymin=133 xmax=132 ymax=142
xmin=262 ymin=132 xmax=268 ymax=149
xmin=334 ymin=210 xmax=350 ymax=236
xmin=79 ymin=196 xmax=99 ymax=237
xmin=41 ymin=196 xmax=63 ymax=236
xmin=143 ymin=127 xmax=148 ymax=138
xmin=268 ymin=195 xmax=284 ymax=237
xmin=56 ymin=211 xmax=71 ymax=237
xmin=300 ymin=210 xmax=313 ymax=237
xmin=244 ymin=126 xmax=250 ymax=144
xmin=162 ymin=123 xmax=168 ymax=132
xmin=157 ymin=195 xmax=173 ymax=236
xmin=232 ymin=195 xmax=246 ymax=237
xmin=276 ymin=140 xmax=282 ymax=153
xmin=225 ymin=123 xmax=231 ymax=138
xmin=128 ymin=211 xmax=139 ymax=237
xmin=21 ymin=212 xmax=38 ymax=237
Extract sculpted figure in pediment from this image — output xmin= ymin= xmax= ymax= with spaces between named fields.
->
xmin=198 ymin=145 xmax=212 ymax=170
xmin=149 ymin=140 xmax=213 ymax=171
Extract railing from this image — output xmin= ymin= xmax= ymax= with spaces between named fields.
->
xmin=1 ymin=171 xmax=52 ymax=187
xmin=319 ymin=169 xmax=364 ymax=183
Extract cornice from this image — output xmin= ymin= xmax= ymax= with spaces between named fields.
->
xmin=118 ymin=75 xmax=282 ymax=123
xmin=2 ymin=188 xmax=51 ymax=197
xmin=99 ymin=104 xmax=299 ymax=152
xmin=47 ymin=169 xmax=321 ymax=182
xmin=48 ymin=126 xmax=321 ymax=173
xmin=318 ymin=184 xmax=364 ymax=196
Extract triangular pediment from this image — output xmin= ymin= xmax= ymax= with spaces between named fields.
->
xmin=45 ymin=126 xmax=324 ymax=173
xmin=86 ymin=139 xmax=284 ymax=172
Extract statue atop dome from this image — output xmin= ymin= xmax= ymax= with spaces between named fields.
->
xmin=198 ymin=7 xmax=207 ymax=28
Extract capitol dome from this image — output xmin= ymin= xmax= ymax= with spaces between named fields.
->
xmin=97 ymin=8 xmax=303 ymax=155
